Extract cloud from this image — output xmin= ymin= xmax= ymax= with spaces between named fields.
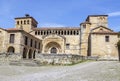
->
xmin=39 ymin=23 xmax=66 ymax=27
xmin=108 ymin=11 xmax=120 ymax=17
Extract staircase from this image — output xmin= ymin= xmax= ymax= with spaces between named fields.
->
xmin=9 ymin=59 xmax=40 ymax=66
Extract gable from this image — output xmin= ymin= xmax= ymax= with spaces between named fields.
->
xmin=91 ymin=26 xmax=117 ymax=34
xmin=92 ymin=26 xmax=112 ymax=32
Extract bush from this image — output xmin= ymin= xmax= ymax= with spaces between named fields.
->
xmin=117 ymin=40 xmax=120 ymax=48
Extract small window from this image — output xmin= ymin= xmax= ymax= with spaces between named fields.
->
xmin=35 ymin=31 xmax=37 ymax=35
xmin=83 ymin=25 xmax=86 ymax=29
xmin=105 ymin=36 xmax=109 ymax=42
xmin=27 ymin=20 xmax=29 ymax=24
xmin=17 ymin=21 xmax=19 ymax=25
xmin=24 ymin=20 xmax=26 ymax=24
xmin=66 ymin=43 xmax=70 ymax=49
xmin=21 ymin=21 xmax=23 ymax=24
xmin=9 ymin=34 xmax=15 ymax=43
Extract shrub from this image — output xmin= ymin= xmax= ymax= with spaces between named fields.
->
xmin=117 ymin=40 xmax=120 ymax=48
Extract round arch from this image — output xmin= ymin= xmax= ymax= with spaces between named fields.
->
xmin=28 ymin=49 xmax=33 ymax=59
xmin=23 ymin=47 xmax=28 ymax=59
xmin=7 ymin=46 xmax=15 ymax=53
xmin=44 ymin=42 xmax=61 ymax=54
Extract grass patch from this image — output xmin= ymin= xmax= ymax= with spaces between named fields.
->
xmin=65 ymin=60 xmax=94 ymax=66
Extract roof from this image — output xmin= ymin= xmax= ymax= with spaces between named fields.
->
xmin=88 ymin=15 xmax=108 ymax=17
xmin=91 ymin=26 xmax=113 ymax=31
xmin=7 ymin=28 xmax=22 ymax=31
xmin=91 ymin=26 xmax=118 ymax=35
xmin=15 ymin=16 xmax=38 ymax=24
xmin=32 ymin=27 xmax=80 ymax=31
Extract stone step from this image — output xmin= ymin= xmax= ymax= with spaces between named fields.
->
xmin=9 ymin=60 xmax=41 ymax=66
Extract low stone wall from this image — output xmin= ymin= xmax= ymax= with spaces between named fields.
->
xmin=0 ymin=53 xmax=21 ymax=64
xmin=35 ymin=54 xmax=85 ymax=65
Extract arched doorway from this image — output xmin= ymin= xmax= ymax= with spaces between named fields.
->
xmin=44 ymin=42 xmax=61 ymax=54
xmin=28 ymin=49 xmax=32 ymax=59
xmin=23 ymin=48 xmax=28 ymax=59
xmin=51 ymin=47 xmax=57 ymax=53
xmin=7 ymin=46 xmax=15 ymax=53
xmin=33 ymin=50 xmax=36 ymax=59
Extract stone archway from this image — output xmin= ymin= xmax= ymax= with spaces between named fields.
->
xmin=23 ymin=47 xmax=28 ymax=59
xmin=28 ymin=49 xmax=32 ymax=59
xmin=7 ymin=46 xmax=15 ymax=53
xmin=33 ymin=50 xmax=36 ymax=59
xmin=44 ymin=42 xmax=61 ymax=54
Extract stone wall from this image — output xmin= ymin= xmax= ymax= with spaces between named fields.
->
xmin=35 ymin=54 xmax=85 ymax=65
xmin=0 ymin=53 xmax=21 ymax=64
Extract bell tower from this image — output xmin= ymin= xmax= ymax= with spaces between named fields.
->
xmin=15 ymin=14 xmax=38 ymax=32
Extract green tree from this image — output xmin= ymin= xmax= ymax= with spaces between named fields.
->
xmin=117 ymin=40 xmax=120 ymax=61
xmin=118 ymin=31 xmax=120 ymax=38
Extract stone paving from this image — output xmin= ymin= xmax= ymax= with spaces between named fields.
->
xmin=0 ymin=61 xmax=120 ymax=81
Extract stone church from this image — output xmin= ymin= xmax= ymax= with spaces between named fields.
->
xmin=0 ymin=14 xmax=119 ymax=60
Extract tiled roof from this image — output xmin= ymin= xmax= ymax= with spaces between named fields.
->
xmin=7 ymin=28 xmax=22 ymax=31
xmin=32 ymin=27 xmax=80 ymax=30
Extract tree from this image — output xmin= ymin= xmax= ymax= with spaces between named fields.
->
xmin=117 ymin=40 xmax=120 ymax=61
xmin=118 ymin=31 xmax=120 ymax=38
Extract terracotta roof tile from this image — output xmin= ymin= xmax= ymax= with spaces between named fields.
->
xmin=7 ymin=28 xmax=22 ymax=31
xmin=32 ymin=27 xmax=80 ymax=30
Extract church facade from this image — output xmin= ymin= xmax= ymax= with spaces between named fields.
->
xmin=0 ymin=14 xmax=119 ymax=60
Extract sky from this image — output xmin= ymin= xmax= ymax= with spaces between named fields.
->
xmin=0 ymin=0 xmax=120 ymax=31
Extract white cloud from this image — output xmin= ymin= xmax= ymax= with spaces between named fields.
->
xmin=108 ymin=11 xmax=120 ymax=17
xmin=40 ymin=23 xmax=65 ymax=27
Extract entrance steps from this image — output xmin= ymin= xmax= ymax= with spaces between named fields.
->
xmin=9 ymin=59 xmax=40 ymax=66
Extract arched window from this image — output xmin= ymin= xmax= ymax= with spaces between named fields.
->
xmin=38 ymin=31 xmax=40 ymax=35
xmin=61 ymin=31 xmax=63 ymax=35
xmin=21 ymin=21 xmax=23 ymax=24
xmin=27 ymin=20 xmax=29 ymax=24
xmin=24 ymin=20 xmax=26 ymax=24
xmin=35 ymin=31 xmax=37 ymax=35
xmin=17 ymin=21 xmax=19 ymax=25
xmin=7 ymin=46 xmax=15 ymax=53
xmin=74 ymin=30 xmax=76 ymax=35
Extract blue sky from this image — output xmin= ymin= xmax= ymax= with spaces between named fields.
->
xmin=0 ymin=0 xmax=120 ymax=31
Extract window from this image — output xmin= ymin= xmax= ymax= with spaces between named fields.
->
xmin=21 ymin=21 xmax=23 ymax=24
xmin=24 ymin=20 xmax=26 ymax=24
xmin=66 ymin=43 xmax=70 ymax=49
xmin=105 ymin=36 xmax=109 ymax=42
xmin=24 ymin=36 xmax=28 ymax=45
xmin=17 ymin=21 xmax=19 ymax=25
xmin=9 ymin=34 xmax=15 ymax=43
xmin=27 ymin=20 xmax=29 ymax=24
xmin=35 ymin=31 xmax=37 ymax=35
